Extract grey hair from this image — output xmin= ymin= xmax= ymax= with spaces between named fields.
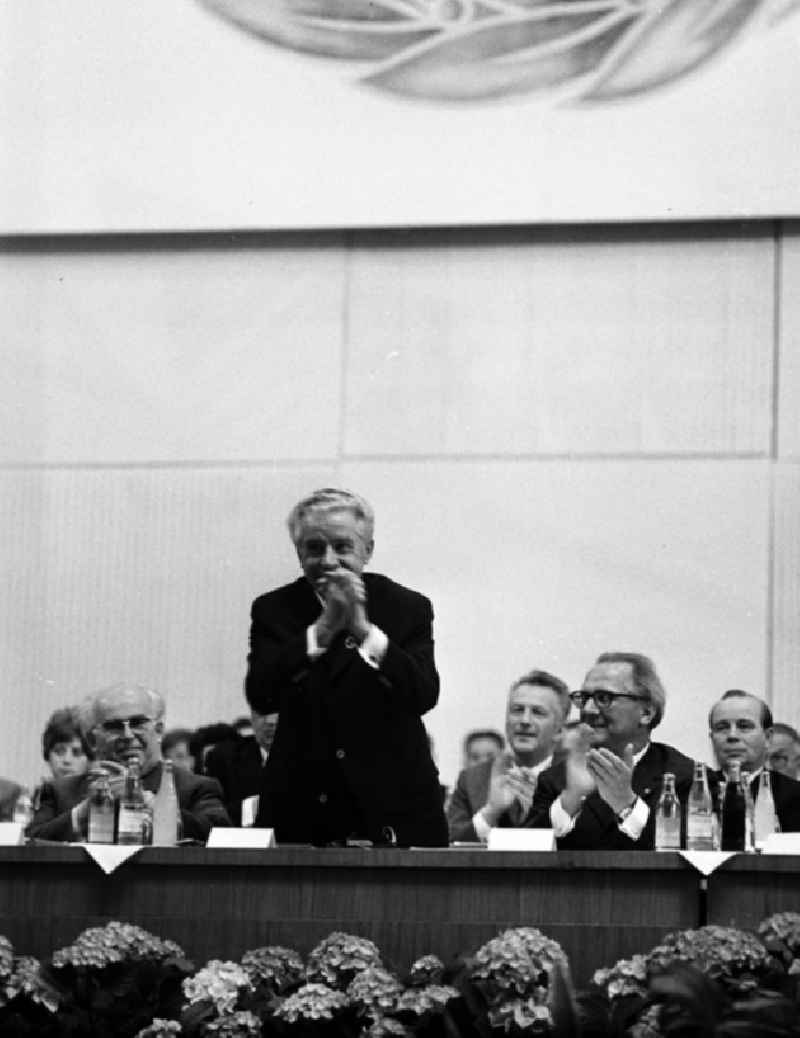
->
xmin=287 ymin=488 xmax=375 ymax=545
xmin=77 ymin=683 xmax=165 ymax=737
xmin=595 ymin=652 xmax=666 ymax=730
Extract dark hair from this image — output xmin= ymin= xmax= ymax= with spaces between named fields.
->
xmin=771 ymin=721 xmax=800 ymax=742
xmin=510 ymin=669 xmax=570 ymax=720
xmin=463 ymin=729 xmax=505 ymax=755
xmin=190 ymin=723 xmax=239 ymax=771
xmin=709 ymin=689 xmax=774 ymax=730
xmin=162 ymin=727 xmax=194 ymax=755
xmin=41 ymin=707 xmax=90 ymax=762
xmin=595 ymin=652 xmax=665 ymax=729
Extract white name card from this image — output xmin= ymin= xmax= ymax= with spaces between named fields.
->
xmin=0 ymin=822 xmax=24 ymax=846
xmin=487 ymin=828 xmax=555 ymax=852
xmin=206 ymin=827 xmax=275 ymax=849
xmin=762 ymin=833 xmax=800 ymax=855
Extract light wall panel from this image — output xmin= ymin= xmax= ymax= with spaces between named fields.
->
xmin=771 ymin=463 xmax=800 ymax=727
xmin=0 ymin=464 xmax=338 ymax=787
xmin=778 ymin=224 xmax=800 ymax=459
xmin=343 ymin=459 xmax=770 ymax=789
xmin=0 ymin=240 xmax=347 ymax=464
xmin=344 ymin=229 xmax=774 ymax=458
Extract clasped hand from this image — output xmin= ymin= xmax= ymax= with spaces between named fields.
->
xmin=315 ymin=568 xmax=369 ymax=646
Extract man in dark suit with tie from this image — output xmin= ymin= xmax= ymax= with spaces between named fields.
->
xmin=204 ymin=708 xmax=278 ymax=826
xmin=28 ymin=683 xmax=231 ymax=842
xmin=447 ymin=669 xmax=569 ymax=843
xmin=708 ymin=689 xmax=800 ymax=832
xmin=531 ymin=652 xmax=694 ymax=849
xmin=245 ymin=488 xmax=447 ymax=847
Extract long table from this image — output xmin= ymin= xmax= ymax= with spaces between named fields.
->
xmin=0 ymin=846 xmax=701 ymax=985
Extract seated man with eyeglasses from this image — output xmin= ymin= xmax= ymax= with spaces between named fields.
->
xmin=29 ymin=683 xmax=231 ymax=842
xmin=530 ymin=652 xmax=693 ymax=849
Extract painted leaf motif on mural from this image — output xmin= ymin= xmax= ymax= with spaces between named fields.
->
xmin=196 ymin=0 xmax=792 ymax=102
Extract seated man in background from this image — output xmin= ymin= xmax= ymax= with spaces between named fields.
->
xmin=205 ymin=708 xmax=278 ymax=826
xmin=447 ymin=669 xmax=568 ymax=843
xmin=161 ymin=728 xmax=196 ymax=773
xmin=41 ymin=707 xmax=90 ymax=781
xmin=462 ymin=728 xmax=505 ymax=769
xmin=768 ymin=721 xmax=800 ymax=780
xmin=29 ymin=683 xmax=231 ymax=842
xmin=708 ymin=690 xmax=800 ymax=830
xmin=531 ymin=652 xmax=693 ymax=849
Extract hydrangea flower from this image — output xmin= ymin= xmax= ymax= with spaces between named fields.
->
xmin=306 ymin=932 xmax=382 ymax=989
xmin=470 ymin=926 xmax=567 ymax=1002
xmin=593 ymin=954 xmax=649 ymax=1000
xmin=346 ymin=965 xmax=402 ymax=1017
xmin=647 ymin=925 xmax=769 ymax=991
xmin=205 ymin=1009 xmax=262 ymax=1036
xmin=1 ymin=953 xmax=60 ymax=1013
xmin=134 ymin=1019 xmax=182 ymax=1038
xmin=240 ymin=945 xmax=305 ymax=993
xmin=0 ymin=936 xmax=13 ymax=982
xmin=362 ymin=1017 xmax=408 ymax=1037
xmin=183 ymin=960 xmax=253 ymax=1016
xmin=52 ymin=922 xmax=184 ymax=970
xmin=488 ymin=996 xmax=553 ymax=1033
xmin=407 ymin=954 xmax=445 ymax=987
xmin=394 ymin=983 xmax=458 ymax=1016
xmin=274 ymin=982 xmax=349 ymax=1023
xmin=758 ymin=911 xmax=800 ymax=972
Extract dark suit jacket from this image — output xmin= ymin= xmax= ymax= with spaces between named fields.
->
xmin=245 ymin=573 xmax=447 ymax=846
xmin=204 ymin=737 xmax=266 ymax=827
xmin=707 ymin=767 xmax=800 ymax=832
xmin=531 ymin=741 xmax=695 ymax=850
xmin=28 ymin=762 xmax=231 ymax=842
xmin=447 ymin=755 xmax=562 ymax=842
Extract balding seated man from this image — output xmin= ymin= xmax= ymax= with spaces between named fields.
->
xmin=29 ymin=683 xmax=231 ymax=842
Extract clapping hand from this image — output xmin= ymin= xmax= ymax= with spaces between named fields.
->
xmin=560 ymin=723 xmax=597 ymax=816
xmin=315 ymin=568 xmax=369 ymax=645
xmin=586 ymin=743 xmax=636 ymax=816
xmin=483 ymin=753 xmax=537 ymax=825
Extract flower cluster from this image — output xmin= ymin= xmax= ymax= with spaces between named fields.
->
xmin=487 ymin=996 xmax=553 ymax=1034
xmin=52 ymin=921 xmax=184 ymax=970
xmin=758 ymin=912 xmax=800 ymax=973
xmin=362 ymin=1017 xmax=408 ymax=1037
xmin=0 ymin=937 xmax=12 ymax=983
xmin=134 ymin=1019 xmax=182 ymax=1038
xmin=240 ymin=945 xmax=305 ymax=994
xmin=0 ymin=950 xmax=60 ymax=1013
xmin=346 ymin=965 xmax=402 ymax=1017
xmin=183 ymin=960 xmax=253 ymax=1016
xmin=273 ymin=981 xmax=349 ymax=1023
xmin=407 ymin=954 xmax=445 ymax=987
xmin=205 ymin=1009 xmax=261 ymax=1036
xmin=593 ymin=954 xmax=649 ymax=1001
xmin=647 ymin=926 xmax=770 ymax=992
xmin=470 ymin=926 xmax=567 ymax=1001
xmin=394 ymin=983 xmax=458 ymax=1016
xmin=306 ymin=932 xmax=382 ymax=989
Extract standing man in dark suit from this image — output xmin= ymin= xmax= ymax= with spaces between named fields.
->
xmin=204 ymin=708 xmax=278 ymax=826
xmin=531 ymin=652 xmax=693 ymax=849
xmin=245 ymin=488 xmax=447 ymax=847
xmin=708 ymin=689 xmax=800 ymax=831
xmin=29 ymin=683 xmax=231 ymax=842
xmin=447 ymin=669 xmax=569 ymax=842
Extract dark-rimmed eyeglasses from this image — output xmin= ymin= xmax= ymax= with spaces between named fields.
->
xmin=99 ymin=715 xmax=154 ymax=736
xmin=569 ymin=690 xmax=648 ymax=709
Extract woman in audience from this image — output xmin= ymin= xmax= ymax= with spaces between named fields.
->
xmin=41 ymin=707 xmax=90 ymax=781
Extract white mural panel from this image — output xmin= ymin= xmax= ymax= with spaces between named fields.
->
xmin=2 ymin=1 xmax=799 ymax=230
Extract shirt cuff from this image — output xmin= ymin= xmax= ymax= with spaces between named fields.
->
xmin=358 ymin=625 xmax=388 ymax=669
xmin=618 ymin=796 xmax=649 ymax=839
xmin=70 ymin=806 xmax=83 ymax=840
xmin=472 ymin=810 xmax=492 ymax=843
xmin=550 ymin=796 xmax=579 ymax=837
xmin=307 ymin=623 xmax=327 ymax=660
